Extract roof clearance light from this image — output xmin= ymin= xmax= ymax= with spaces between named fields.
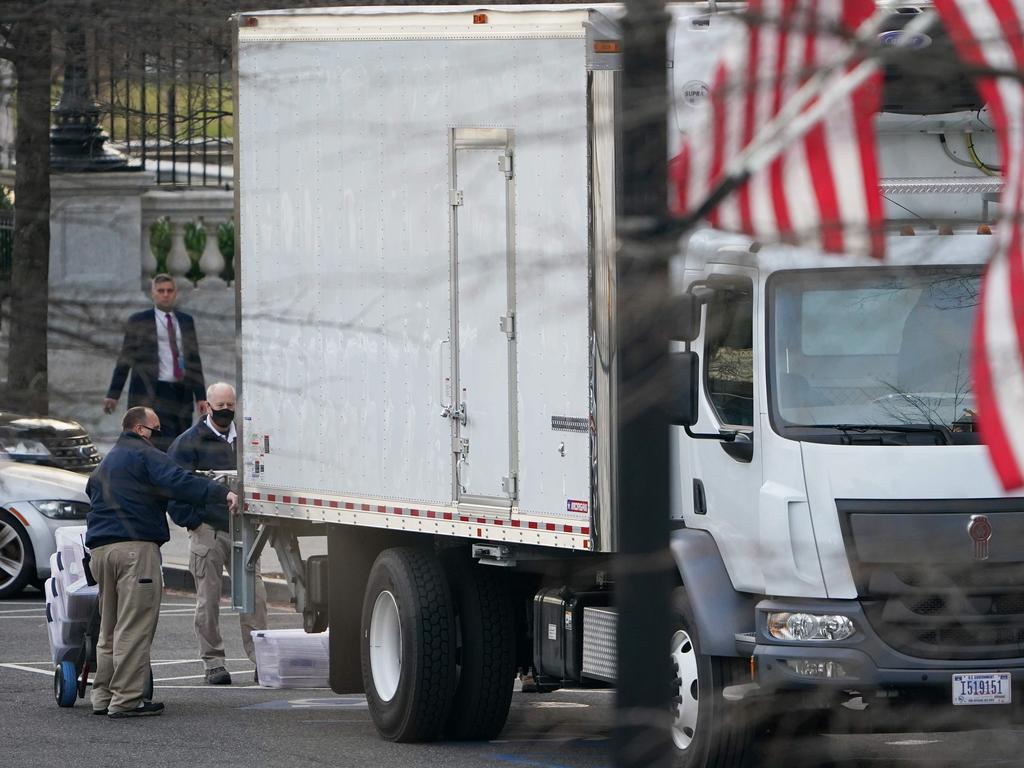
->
xmin=594 ymin=41 xmax=620 ymax=54
xmin=473 ymin=13 xmax=488 ymax=24
xmin=243 ymin=16 xmax=258 ymax=27
xmin=978 ymin=224 xmax=993 ymax=235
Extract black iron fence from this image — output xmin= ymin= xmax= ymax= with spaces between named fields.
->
xmin=86 ymin=23 xmax=234 ymax=188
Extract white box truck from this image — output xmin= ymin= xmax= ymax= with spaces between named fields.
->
xmin=232 ymin=4 xmax=1023 ymax=764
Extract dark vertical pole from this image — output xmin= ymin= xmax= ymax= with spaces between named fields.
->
xmin=614 ymin=0 xmax=674 ymax=767
xmin=141 ymin=51 xmax=147 ymax=172
xmin=217 ymin=56 xmax=224 ymax=186
xmin=170 ymin=45 xmax=177 ymax=186
xmin=108 ymin=35 xmax=116 ymax=144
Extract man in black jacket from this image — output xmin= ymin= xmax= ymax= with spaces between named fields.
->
xmin=168 ymin=382 xmax=266 ymax=685
xmin=86 ymin=406 xmax=238 ymax=718
xmin=102 ymin=274 xmax=208 ymax=451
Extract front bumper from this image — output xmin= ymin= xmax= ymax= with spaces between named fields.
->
xmin=749 ymin=599 xmax=1024 ymax=693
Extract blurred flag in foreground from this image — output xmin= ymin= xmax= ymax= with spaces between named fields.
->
xmin=669 ymin=0 xmax=885 ymax=258
xmin=935 ymin=0 xmax=1024 ymax=489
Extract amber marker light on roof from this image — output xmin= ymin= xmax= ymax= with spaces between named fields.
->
xmin=594 ymin=41 xmax=620 ymax=53
xmin=244 ymin=16 xmax=258 ymax=27
xmin=473 ymin=14 xmax=488 ymax=24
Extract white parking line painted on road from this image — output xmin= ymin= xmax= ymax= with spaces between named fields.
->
xmin=886 ymin=740 xmax=941 ymax=746
xmin=152 ymin=674 xmax=207 ymax=682
xmin=0 ymin=663 xmax=55 ymax=676
xmin=0 ymin=607 xmax=45 ymax=614
xmin=156 ymin=684 xmax=261 ymax=690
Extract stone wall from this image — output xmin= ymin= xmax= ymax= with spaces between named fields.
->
xmin=0 ymin=169 xmax=236 ymax=443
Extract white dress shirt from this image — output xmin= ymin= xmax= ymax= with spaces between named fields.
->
xmin=154 ymin=308 xmax=184 ymax=383
xmin=205 ymin=415 xmax=236 ymax=445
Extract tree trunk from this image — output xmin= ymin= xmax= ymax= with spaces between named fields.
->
xmin=7 ymin=22 xmax=51 ymax=415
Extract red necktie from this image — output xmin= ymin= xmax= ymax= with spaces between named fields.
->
xmin=166 ymin=313 xmax=183 ymax=380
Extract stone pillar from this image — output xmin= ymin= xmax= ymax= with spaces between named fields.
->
xmin=48 ymin=170 xmax=156 ymax=440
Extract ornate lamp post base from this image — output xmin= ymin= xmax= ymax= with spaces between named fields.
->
xmin=50 ymin=26 xmax=137 ymax=173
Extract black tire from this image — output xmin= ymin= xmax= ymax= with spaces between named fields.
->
xmin=441 ymin=552 xmax=515 ymax=740
xmin=360 ymin=547 xmax=456 ymax=742
xmin=0 ymin=509 xmax=35 ymax=598
xmin=670 ymin=588 xmax=754 ymax=768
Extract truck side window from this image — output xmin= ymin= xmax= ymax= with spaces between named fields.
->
xmin=704 ymin=282 xmax=754 ymax=427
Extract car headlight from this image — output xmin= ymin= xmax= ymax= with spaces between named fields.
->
xmin=29 ymin=500 xmax=90 ymax=520
xmin=767 ymin=612 xmax=856 ymax=642
xmin=0 ymin=437 xmax=51 ymax=459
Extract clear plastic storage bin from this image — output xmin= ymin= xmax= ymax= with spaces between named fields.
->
xmin=251 ymin=628 xmax=330 ymax=688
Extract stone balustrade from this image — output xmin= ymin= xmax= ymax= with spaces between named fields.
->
xmin=141 ymin=188 xmax=235 ymax=291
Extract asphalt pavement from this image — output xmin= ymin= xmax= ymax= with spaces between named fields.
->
xmin=3 ymin=588 xmax=1024 ymax=768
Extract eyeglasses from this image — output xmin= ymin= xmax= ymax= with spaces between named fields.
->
xmin=142 ymin=424 xmax=161 ymax=434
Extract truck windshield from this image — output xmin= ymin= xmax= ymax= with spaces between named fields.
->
xmin=768 ymin=266 xmax=981 ymax=441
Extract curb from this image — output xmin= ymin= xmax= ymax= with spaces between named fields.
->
xmin=162 ymin=564 xmax=295 ymax=605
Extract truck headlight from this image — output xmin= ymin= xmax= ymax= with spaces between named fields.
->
xmin=767 ymin=612 xmax=855 ymax=642
xmin=29 ymin=500 xmax=90 ymax=520
xmin=0 ymin=437 xmax=50 ymax=459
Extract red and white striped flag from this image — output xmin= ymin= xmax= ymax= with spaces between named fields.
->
xmin=934 ymin=0 xmax=1024 ymax=489
xmin=669 ymin=0 xmax=885 ymax=258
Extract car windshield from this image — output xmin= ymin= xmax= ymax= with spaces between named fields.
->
xmin=769 ymin=266 xmax=981 ymax=436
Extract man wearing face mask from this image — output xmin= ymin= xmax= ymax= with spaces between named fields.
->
xmin=86 ymin=406 xmax=238 ymax=717
xmin=168 ymin=382 xmax=266 ymax=685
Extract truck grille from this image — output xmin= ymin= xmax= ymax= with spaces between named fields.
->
xmin=860 ymin=564 xmax=1024 ymax=660
xmin=838 ymin=499 xmax=1024 ymax=661
xmin=39 ymin=434 xmax=101 ymax=472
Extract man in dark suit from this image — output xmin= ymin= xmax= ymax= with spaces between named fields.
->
xmin=103 ymin=274 xmax=208 ymax=451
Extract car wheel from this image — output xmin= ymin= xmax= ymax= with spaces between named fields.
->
xmin=0 ymin=509 xmax=34 ymax=598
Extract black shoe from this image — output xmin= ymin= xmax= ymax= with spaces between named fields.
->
xmin=107 ymin=701 xmax=164 ymax=718
xmin=205 ymin=667 xmax=232 ymax=685
xmin=92 ymin=709 xmax=108 ymax=716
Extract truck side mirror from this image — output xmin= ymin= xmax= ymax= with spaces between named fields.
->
xmin=669 ymin=351 xmax=699 ymax=427
xmin=670 ymin=294 xmax=702 ymax=342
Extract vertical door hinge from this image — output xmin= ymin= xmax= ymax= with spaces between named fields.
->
xmin=499 ymin=313 xmax=515 ymax=339
xmin=449 ymin=189 xmax=464 ymax=206
xmin=501 ymin=474 xmax=517 ymax=498
xmin=498 ymin=154 xmax=513 ymax=179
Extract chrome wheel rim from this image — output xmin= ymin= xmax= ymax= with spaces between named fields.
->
xmin=670 ymin=629 xmax=700 ymax=751
xmin=369 ymin=590 xmax=402 ymax=702
xmin=0 ymin=519 xmax=25 ymax=589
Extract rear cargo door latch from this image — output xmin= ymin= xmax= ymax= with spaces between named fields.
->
xmin=498 ymin=154 xmax=513 ymax=180
xmin=499 ymin=313 xmax=515 ymax=339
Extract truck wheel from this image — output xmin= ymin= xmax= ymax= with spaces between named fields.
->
xmin=360 ymin=547 xmax=456 ymax=742
xmin=442 ymin=553 xmax=515 ymax=740
xmin=670 ymin=588 xmax=753 ymax=768
xmin=0 ymin=510 xmax=34 ymax=598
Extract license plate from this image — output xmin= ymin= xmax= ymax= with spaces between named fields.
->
xmin=952 ymin=672 xmax=1011 ymax=705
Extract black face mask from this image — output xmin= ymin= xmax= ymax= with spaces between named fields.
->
xmin=211 ymin=408 xmax=235 ymax=428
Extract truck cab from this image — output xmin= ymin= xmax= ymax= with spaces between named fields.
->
xmin=672 ymin=227 xmax=1021 ymax=725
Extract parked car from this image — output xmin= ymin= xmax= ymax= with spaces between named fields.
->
xmin=0 ymin=460 xmax=90 ymax=597
xmin=0 ymin=410 xmax=101 ymax=473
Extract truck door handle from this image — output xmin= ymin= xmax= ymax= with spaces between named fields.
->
xmin=693 ymin=479 xmax=707 ymax=515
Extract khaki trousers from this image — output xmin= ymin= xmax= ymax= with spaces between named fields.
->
xmin=189 ymin=523 xmax=267 ymax=669
xmin=89 ymin=541 xmax=162 ymax=714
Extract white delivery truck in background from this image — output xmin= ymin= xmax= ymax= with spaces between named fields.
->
xmin=232 ymin=4 xmax=1024 ymax=765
